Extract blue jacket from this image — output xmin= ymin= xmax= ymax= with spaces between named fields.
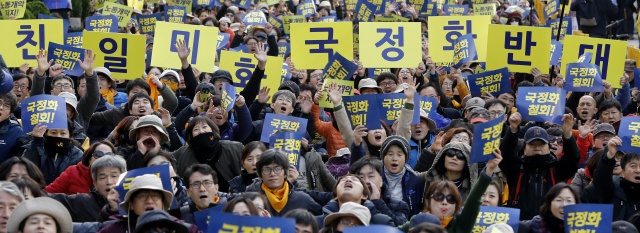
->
xmin=407 ymin=134 xmax=435 ymax=169
xmin=22 ymin=137 xmax=83 ymax=184
xmin=0 ymin=119 xmax=25 ymax=159
xmin=112 ymin=91 xmax=127 ymax=108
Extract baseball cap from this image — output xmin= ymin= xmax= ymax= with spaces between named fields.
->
xmin=465 ymin=97 xmax=486 ymax=111
xmin=593 ymin=123 xmax=616 ymax=137
xmin=524 ymin=126 xmax=550 ymax=144
xmin=469 ymin=108 xmax=490 ymax=124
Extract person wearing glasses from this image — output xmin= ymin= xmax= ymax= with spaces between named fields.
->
xmin=48 ymin=155 xmax=127 ymax=223
xmin=417 ymin=127 xmax=473 ymax=172
xmin=45 ymin=141 xmax=116 ymax=195
xmin=143 ymin=151 xmax=190 ymax=208
xmin=245 ymin=149 xmax=322 ymax=216
xmin=419 ymin=142 xmax=477 ymax=202
xmin=0 ymin=91 xmax=25 ymax=157
xmin=9 ymin=73 xmax=30 ymax=118
xmin=376 ymin=72 xmax=399 ymax=94
xmin=320 ymin=202 xmax=371 ymax=233
xmin=180 ymin=164 xmax=228 ymax=224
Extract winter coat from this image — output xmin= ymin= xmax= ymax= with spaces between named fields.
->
xmin=97 ymin=211 xmax=201 ymax=233
xmin=22 ymin=137 xmax=83 ymax=184
xmin=321 ymin=200 xmax=394 ymax=226
xmin=570 ymin=168 xmax=592 ymax=197
xmin=228 ymin=171 xmax=259 ymax=193
xmin=86 ymin=96 xmax=115 ymax=144
xmin=0 ymin=119 xmax=25 ymax=159
xmin=175 ymin=104 xmax=253 ymax=143
xmin=418 ymin=142 xmax=478 ymax=201
xmin=173 ymin=140 xmax=243 ymax=185
xmin=245 ymin=180 xmax=323 ymax=216
xmin=591 ymin=148 xmax=640 ymax=221
xmin=310 ymin=104 xmax=346 ymax=157
xmin=376 ymin=183 xmax=410 ymax=226
xmin=45 ymin=161 xmax=92 ymax=195
xmin=298 ymin=148 xmax=337 ymax=192
xmin=48 ymin=187 xmax=108 ymax=222
xmin=499 ymin=128 xmax=580 ymax=220
xmin=180 ymin=197 xmax=228 ymax=224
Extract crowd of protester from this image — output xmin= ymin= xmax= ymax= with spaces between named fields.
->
xmin=0 ymin=0 xmax=640 ymax=232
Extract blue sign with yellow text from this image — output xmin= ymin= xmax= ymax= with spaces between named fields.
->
xmin=506 ymin=6 xmax=529 ymax=18
xmin=85 ymin=15 xmax=118 ymax=32
xmin=516 ymin=87 xmax=565 ymax=124
xmin=564 ymin=204 xmax=613 ymax=233
xmin=137 ymin=13 xmax=161 ymax=35
xmin=261 ymin=113 xmax=309 ymax=143
xmin=269 ymin=132 xmax=304 ymax=170
xmin=217 ymin=33 xmax=231 ymax=51
xmin=376 ymin=93 xmax=407 ymax=125
xmin=47 ymin=42 xmax=85 ymax=77
xmin=472 ymin=206 xmax=520 ymax=233
xmin=618 ymin=117 xmax=640 ymax=153
xmin=543 ymin=0 xmax=558 ymax=19
xmin=467 ymin=67 xmax=511 ymax=98
xmin=412 ymin=95 xmax=438 ymax=125
xmin=297 ymin=0 xmax=317 ymax=17
xmin=21 ymin=95 xmax=67 ymax=133
xmin=545 ymin=18 xmax=572 ymax=40
xmin=269 ymin=16 xmax=284 ymax=33
xmin=368 ymin=68 xmax=391 ymax=78
xmin=322 ymin=52 xmax=358 ymax=80
xmin=550 ymin=40 xmax=562 ymax=66
xmin=242 ymin=10 xmax=267 ymax=26
xmin=165 ymin=6 xmax=186 ymax=23
xmin=343 ymin=95 xmax=381 ymax=130
xmin=564 ymin=62 xmax=604 ymax=92
xmin=443 ymin=5 xmax=469 ymax=16
xmin=470 ymin=116 xmax=504 ymax=164
xmin=318 ymin=16 xmax=337 ymax=22
xmin=354 ymin=0 xmax=377 ymax=22
xmin=65 ymin=32 xmax=83 ymax=48
xmin=113 ymin=164 xmax=179 ymax=215
xmin=453 ymin=33 xmax=478 ymax=68
xmin=207 ymin=211 xmax=295 ymax=233
xmin=282 ymin=63 xmax=292 ymax=83
xmin=222 ymin=83 xmax=237 ymax=113
xmin=278 ymin=43 xmax=290 ymax=58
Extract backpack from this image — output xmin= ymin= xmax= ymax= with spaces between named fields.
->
xmin=326 ymin=154 xmax=350 ymax=179
xmin=578 ymin=0 xmax=599 ymax=26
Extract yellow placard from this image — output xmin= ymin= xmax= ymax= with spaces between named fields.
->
xmin=218 ymin=50 xmax=283 ymax=103
xmin=320 ymin=79 xmax=355 ymax=108
xmin=169 ymin=0 xmax=194 ymax=14
xmin=627 ymin=46 xmax=640 ymax=68
xmin=290 ymin=22 xmax=353 ymax=69
xmin=283 ymin=15 xmax=305 ymax=35
xmin=375 ymin=16 xmax=396 ymax=22
xmin=392 ymin=14 xmax=410 ymax=22
xmin=0 ymin=0 xmax=26 ymax=19
xmin=0 ymin=19 xmax=64 ymax=67
xmin=486 ymin=24 xmax=551 ymax=74
xmin=95 ymin=0 xmax=117 ymax=9
xmin=151 ymin=21 xmax=219 ymax=73
xmin=428 ymin=15 xmax=491 ymax=63
xmin=127 ymin=0 xmax=144 ymax=10
xmin=359 ymin=22 xmax=422 ymax=68
xmin=473 ymin=4 xmax=496 ymax=16
xmin=83 ymin=31 xmax=145 ymax=80
xmin=561 ymin=35 xmax=626 ymax=88
xmin=102 ymin=2 xmax=133 ymax=27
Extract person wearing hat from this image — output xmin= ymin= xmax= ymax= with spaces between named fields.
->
xmin=0 ymin=181 xmax=24 ymax=233
xmin=218 ymin=17 xmax=235 ymax=49
xmin=230 ymin=20 xmax=279 ymax=57
xmin=317 ymin=1 xmax=332 ymax=18
xmin=358 ymin=78 xmax=383 ymax=95
xmin=418 ymin=142 xmax=478 ymax=201
xmin=156 ymin=69 xmax=192 ymax=118
xmin=624 ymin=59 xmax=636 ymax=89
xmin=439 ymin=97 xmax=486 ymax=133
xmin=134 ymin=210 xmax=191 ymax=233
xmin=320 ymin=202 xmax=370 ymax=233
xmin=0 ymin=92 xmax=25 ymax=157
xmin=118 ymin=114 xmax=181 ymax=170
xmin=99 ymin=174 xmax=200 ymax=233
xmin=499 ymin=112 xmax=581 ymax=220
xmin=506 ymin=11 xmax=522 ymax=25
xmin=6 ymin=197 xmax=72 ymax=233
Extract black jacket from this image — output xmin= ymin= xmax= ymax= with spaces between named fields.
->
xmin=48 ymin=187 xmax=107 ymax=222
xmin=179 ymin=197 xmax=228 ymax=224
xmin=571 ymin=0 xmax=617 ymax=37
xmin=228 ymin=170 xmax=259 ymax=193
xmin=499 ymin=128 xmax=581 ymax=220
xmin=375 ymin=184 xmax=410 ymax=226
xmin=245 ymin=180 xmax=323 ymax=216
xmin=590 ymin=148 xmax=640 ymax=221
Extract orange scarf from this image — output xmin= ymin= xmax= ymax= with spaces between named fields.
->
xmin=427 ymin=211 xmax=454 ymax=227
xmin=195 ymin=196 xmax=220 ymax=211
xmin=261 ymin=183 xmax=289 ymax=213
xmin=100 ymin=89 xmax=117 ymax=105
xmin=146 ymin=75 xmax=159 ymax=110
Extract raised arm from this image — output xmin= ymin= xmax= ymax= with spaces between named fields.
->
xmin=592 ymin=136 xmax=622 ymax=203
xmin=176 ymin=39 xmax=199 ymax=102
xmin=396 ymin=76 xmax=418 ymax=141
xmin=556 ymin=114 xmax=580 ymax=181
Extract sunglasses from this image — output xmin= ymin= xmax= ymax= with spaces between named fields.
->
xmin=432 ymin=192 xmax=456 ymax=204
xmin=93 ymin=151 xmax=114 ymax=158
xmin=445 ymin=149 xmax=465 ymax=160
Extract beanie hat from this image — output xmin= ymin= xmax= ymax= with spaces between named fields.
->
xmin=279 ymin=80 xmax=300 ymax=97
xmin=212 ymin=69 xmax=233 ymax=84
xmin=380 ymin=135 xmax=411 ymax=163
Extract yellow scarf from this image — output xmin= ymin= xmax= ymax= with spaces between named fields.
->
xmin=427 ymin=211 xmax=454 ymax=227
xmin=146 ymin=75 xmax=159 ymax=110
xmin=261 ymin=183 xmax=289 ymax=213
xmin=195 ymin=196 xmax=220 ymax=211
xmin=100 ymin=89 xmax=117 ymax=105
xmin=161 ymin=80 xmax=178 ymax=93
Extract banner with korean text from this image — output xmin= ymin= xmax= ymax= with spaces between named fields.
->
xmin=137 ymin=13 xmax=162 ymax=35
xmin=564 ymin=63 xmax=604 ymax=92
xmin=486 ymin=24 xmax=552 ymax=74
xmin=283 ymin=15 xmax=304 ymax=34
xmin=322 ymin=52 xmax=358 ymax=80
xmin=516 ymin=87 xmax=565 ymax=124
xmin=269 ymin=132 xmax=304 ymax=169
xmin=467 ymin=67 xmax=511 ymax=97
xmin=152 ymin=21 xmax=218 ymax=73
xmin=165 ymin=6 xmax=186 ymax=23
xmin=319 ymin=79 xmax=355 ymax=108
xmin=354 ymin=0 xmax=377 ymax=22
xmin=412 ymin=95 xmax=438 ymax=124
xmin=1 ymin=19 xmax=64 ymax=67
xmin=343 ymin=95 xmax=382 ymax=129
xmin=545 ymin=18 xmax=572 ymax=40
xmin=242 ymin=10 xmax=267 ymax=26
xmin=470 ymin=116 xmax=504 ymax=164
xmin=221 ymin=83 xmax=237 ymax=114
xmin=0 ymin=0 xmax=26 ymax=19
xmin=218 ymin=50 xmax=283 ymax=102
xmin=550 ymin=41 xmax=562 ymax=66
xmin=102 ymin=2 xmax=133 ymax=27
xmin=21 ymin=95 xmax=67 ymax=133
xmin=360 ymin=22 xmax=421 ymax=68
xmin=261 ymin=113 xmax=308 ymax=143
xmin=452 ymin=34 xmax=478 ymax=69
xmin=473 ymin=207 xmax=520 ymax=233
xmin=207 ymin=211 xmax=295 ymax=233
xmin=561 ymin=35 xmax=626 ymax=88
xmin=291 ymin=22 xmax=353 ymax=69
xmin=47 ymin=42 xmax=85 ymax=77
xmin=376 ymin=93 xmax=406 ymax=125
xmin=564 ymin=204 xmax=613 ymax=233
xmin=114 ymin=164 xmax=179 ymax=215
xmin=85 ymin=15 xmax=119 ymax=33
xmin=428 ymin=16 xmax=491 ymax=63
xmin=83 ymin=31 xmax=145 ymax=80
xmin=169 ymin=0 xmax=193 ymax=13
xmin=443 ymin=5 xmax=469 ymax=16
xmin=618 ymin=117 xmax=640 ymax=152
xmin=297 ymin=0 xmax=316 ymax=17
xmin=473 ymin=4 xmax=496 ymax=16
xmin=65 ymin=32 xmax=83 ymax=48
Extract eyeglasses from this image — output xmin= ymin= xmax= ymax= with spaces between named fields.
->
xmin=615 ymin=152 xmax=625 ymax=160
xmin=53 ymin=84 xmax=73 ymax=90
xmin=134 ymin=192 xmax=162 ymax=201
xmin=452 ymin=135 xmax=469 ymax=142
xmin=442 ymin=83 xmax=453 ymax=87
xmin=399 ymin=70 xmax=411 ymax=74
xmin=339 ymin=219 xmax=362 ymax=228
xmin=445 ymin=149 xmax=465 ymax=160
xmin=247 ymin=43 xmax=258 ymax=46
xmin=595 ymin=133 xmax=613 ymax=140
xmin=311 ymin=74 xmax=322 ymax=79
xmin=379 ymin=82 xmax=396 ymax=87
xmin=189 ymin=180 xmax=215 ymax=189
xmin=276 ymin=97 xmax=292 ymax=104
xmin=13 ymin=85 xmax=28 ymax=90
xmin=261 ymin=166 xmax=284 ymax=175
xmin=432 ymin=192 xmax=456 ymax=204
xmin=160 ymin=76 xmax=178 ymax=83
xmin=489 ymin=111 xmax=505 ymax=117
xmin=549 ymin=137 xmax=563 ymax=145
xmin=93 ymin=151 xmax=114 ymax=158
xmin=0 ymin=101 xmax=10 ymax=110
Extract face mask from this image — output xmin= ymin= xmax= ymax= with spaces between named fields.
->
xmin=190 ymin=132 xmax=218 ymax=150
xmin=161 ymin=80 xmax=178 ymax=93
xmin=44 ymin=136 xmax=73 ymax=155
xmin=511 ymin=21 xmax=519 ymax=26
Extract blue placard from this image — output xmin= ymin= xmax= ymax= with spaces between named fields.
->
xmin=278 ymin=43 xmax=291 ymax=58
xmin=207 ymin=211 xmax=295 ymax=233
xmin=467 ymin=67 xmax=511 ymax=98
xmin=322 ymin=52 xmax=358 ymax=80
xmin=578 ymin=52 xmax=593 ymax=63
xmin=230 ymin=0 xmax=251 ymax=10
xmin=354 ymin=0 xmax=377 ymax=22
xmin=376 ymin=93 xmax=406 ymax=125
xmin=435 ymin=62 xmax=452 ymax=72
xmin=282 ymin=63 xmax=292 ymax=83
xmin=165 ymin=6 xmax=186 ymax=23
xmin=545 ymin=18 xmax=572 ymax=40
xmin=443 ymin=4 xmax=469 ymax=16
xmin=39 ymin=14 xmax=69 ymax=36
xmin=564 ymin=204 xmax=613 ymax=233
xmin=64 ymin=32 xmax=83 ymax=48
xmin=194 ymin=205 xmax=225 ymax=232
xmin=343 ymin=95 xmax=382 ymax=130
xmin=261 ymin=113 xmax=309 ymax=143
xmin=344 ymin=225 xmax=403 ymax=233
xmin=217 ymin=33 xmax=231 ymax=50
xmin=146 ymin=49 xmax=153 ymax=69
xmin=452 ymin=34 xmax=478 ymax=69
xmin=21 ymin=95 xmax=67 ymax=134
xmin=635 ymin=68 xmax=640 ymax=84
xmin=242 ymin=10 xmax=267 ymax=26
xmin=412 ymin=95 xmax=438 ymax=125
xmin=269 ymin=132 xmax=304 ymax=170
xmin=113 ymin=164 xmax=179 ymax=215
xmin=618 ymin=117 xmax=640 ymax=152
xmin=506 ymin=6 xmax=529 ymax=18
xmin=375 ymin=0 xmax=391 ymax=14
xmin=195 ymin=0 xmax=212 ymax=7
xmin=222 ymin=83 xmax=237 ymax=113
xmin=297 ymin=0 xmax=317 ymax=17
xmin=137 ymin=13 xmax=162 ymax=35
xmin=317 ymin=16 xmax=337 ymax=22
xmin=472 ymin=206 xmax=521 ymax=233
xmin=85 ymin=15 xmax=119 ymax=33
xmin=420 ymin=0 xmax=438 ymax=16
xmin=470 ymin=116 xmax=504 ymax=164
xmin=47 ymin=42 xmax=86 ymax=77
xmin=543 ymin=0 xmax=558 ymax=19
xmin=368 ymin=68 xmax=391 ymax=78
xmin=563 ymin=63 xmax=604 ymax=92
xmin=516 ymin=87 xmax=566 ymax=125
xmin=269 ymin=16 xmax=284 ymax=34
xmin=550 ymin=41 xmax=562 ymax=66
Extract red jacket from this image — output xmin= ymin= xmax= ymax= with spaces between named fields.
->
xmin=44 ymin=161 xmax=92 ymax=195
xmin=311 ymin=104 xmax=346 ymax=157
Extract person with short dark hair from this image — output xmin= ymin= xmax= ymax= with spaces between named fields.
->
xmin=599 ymin=99 xmax=623 ymax=124
xmin=524 ymin=183 xmax=580 ymax=233
xmin=323 ymin=174 xmax=394 ymax=226
xmin=376 ymin=72 xmax=398 ymax=94
xmin=180 ymin=164 xmax=227 ymax=224
xmin=10 ymin=73 xmax=30 ymax=118
xmin=283 ymin=209 xmax=319 ymax=233
xmin=0 ymin=92 xmax=24 ymax=157
xmin=228 ymin=141 xmax=266 ymax=193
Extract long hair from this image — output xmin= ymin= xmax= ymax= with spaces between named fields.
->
xmin=0 ymin=157 xmax=46 ymax=189
xmin=114 ymin=116 xmax=139 ymax=146
xmin=81 ymin=141 xmax=116 ymax=167
xmin=423 ymin=180 xmax=464 ymax=214
xmin=222 ymin=197 xmax=260 ymax=216
xmin=539 ymin=183 xmax=580 ymax=218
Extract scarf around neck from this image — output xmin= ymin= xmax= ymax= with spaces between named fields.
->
xmin=384 ymin=166 xmax=406 ymax=193
xmin=100 ymin=89 xmax=117 ymax=105
xmin=262 ymin=182 xmax=289 ymax=213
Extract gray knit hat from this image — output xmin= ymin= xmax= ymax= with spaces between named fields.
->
xmin=380 ymin=135 xmax=411 ymax=163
